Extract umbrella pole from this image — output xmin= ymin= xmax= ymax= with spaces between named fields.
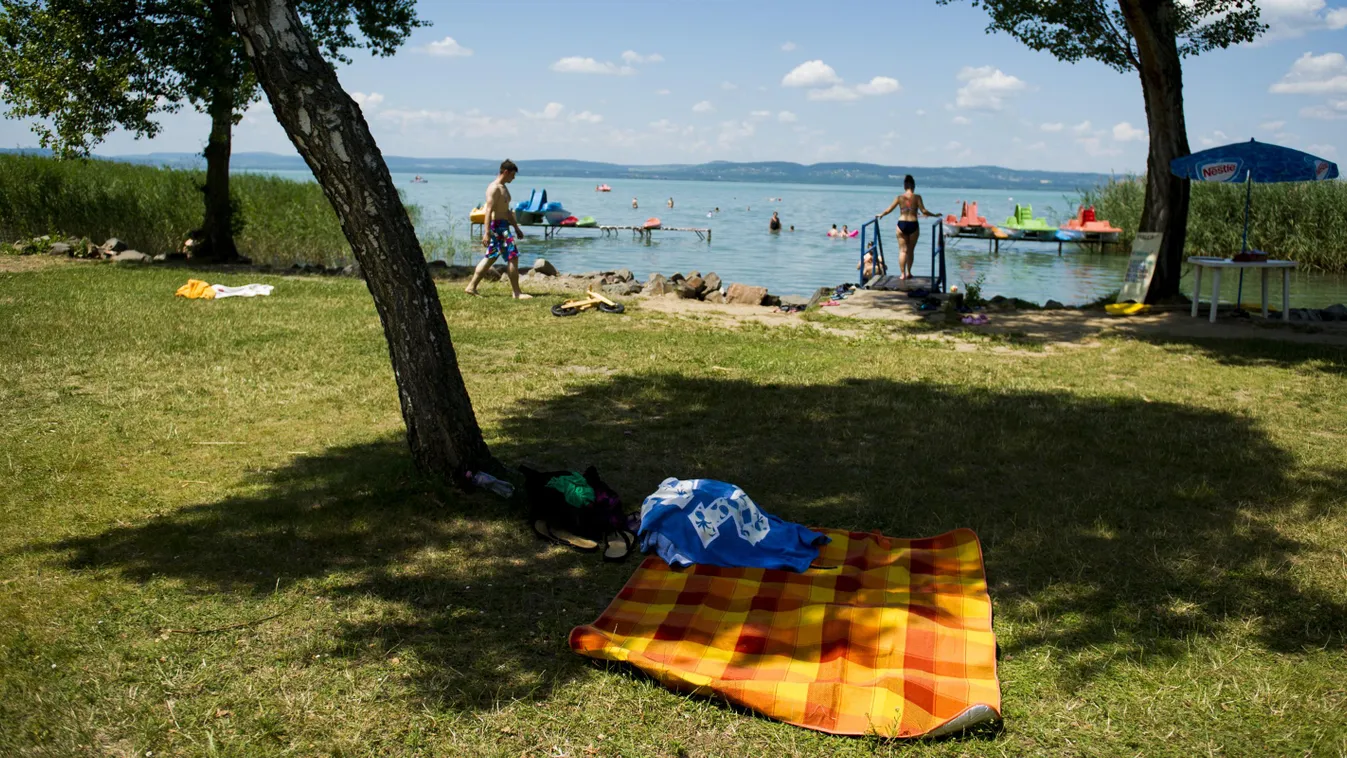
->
xmin=1236 ymin=171 xmax=1252 ymax=311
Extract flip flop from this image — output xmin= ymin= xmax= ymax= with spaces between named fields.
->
xmin=602 ymin=529 xmax=637 ymax=562
xmin=532 ymin=519 xmax=599 ymax=552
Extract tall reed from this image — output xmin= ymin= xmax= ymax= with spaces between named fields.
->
xmin=1083 ymin=176 xmax=1347 ymax=272
xmin=0 ymin=154 xmax=435 ymax=266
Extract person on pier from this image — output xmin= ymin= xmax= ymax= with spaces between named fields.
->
xmin=876 ymin=174 xmax=939 ymax=280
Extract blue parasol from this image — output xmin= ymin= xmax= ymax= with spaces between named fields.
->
xmin=1170 ymin=139 xmax=1339 ymax=310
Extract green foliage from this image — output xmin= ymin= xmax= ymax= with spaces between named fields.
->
xmin=961 ymin=273 xmax=987 ymax=308
xmin=0 ymin=154 xmax=349 ymax=264
xmin=1084 ymin=177 xmax=1347 ymax=271
xmin=936 ymin=0 xmax=1265 ymax=72
xmin=0 ymin=0 xmax=425 ymax=157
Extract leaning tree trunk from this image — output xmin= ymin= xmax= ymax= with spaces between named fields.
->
xmin=195 ymin=0 xmax=240 ymax=262
xmin=230 ymin=0 xmax=493 ymax=480
xmin=1121 ymin=0 xmax=1192 ymax=303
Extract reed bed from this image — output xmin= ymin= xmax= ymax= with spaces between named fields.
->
xmin=0 ymin=154 xmax=359 ymax=266
xmin=1084 ymin=176 xmax=1347 ymax=271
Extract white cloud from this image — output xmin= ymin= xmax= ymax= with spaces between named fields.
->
xmin=718 ymin=120 xmax=756 ymax=147
xmin=807 ymin=85 xmax=861 ymax=102
xmin=781 ymin=41 xmax=797 ymax=52
xmin=855 ymin=76 xmax=901 ymax=95
xmin=620 ymin=50 xmax=663 ymax=64
xmin=649 ymin=119 xmax=680 ymax=134
xmin=1040 ymin=122 xmax=1064 ymax=132
xmin=1253 ymin=0 xmax=1347 ymax=41
xmin=656 ymin=89 xmax=671 ymax=95
xmin=1112 ymin=121 xmax=1147 ymax=141
xmin=1196 ymin=130 xmax=1231 ymax=147
xmin=721 ymin=81 xmax=738 ymax=90
xmin=1300 ymin=98 xmax=1347 ymax=118
xmin=915 ymin=108 xmax=927 ymax=116
xmin=378 ymin=108 xmax=517 ymax=139
xmin=803 ymin=75 xmax=900 ymax=101
xmin=1027 ymin=141 xmax=1047 ymax=151
xmin=952 ymin=115 xmax=971 ymax=125
xmin=569 ymin=110 xmax=603 ymax=124
xmin=1260 ymin=119 xmax=1287 ymax=131
xmin=426 ymin=36 xmax=473 ymax=57
xmin=551 ymin=56 xmax=636 ymax=75
xmin=1270 ymin=52 xmax=1347 ymax=94
xmin=778 ymin=110 xmax=797 ymax=122
xmin=750 ymin=110 xmax=772 ymax=118
xmin=1307 ymin=143 xmax=1339 ymax=157
xmin=782 ymin=60 xmax=842 ymax=87
xmin=1076 ymin=136 xmax=1121 ymax=157
xmin=692 ymin=100 xmax=715 ymax=113
xmin=1072 ymin=120 xmax=1094 ymax=135
xmin=520 ymin=102 xmax=565 ymax=120
xmin=955 ymin=66 xmax=1027 ymax=110
xmin=350 ymin=92 xmax=384 ymax=109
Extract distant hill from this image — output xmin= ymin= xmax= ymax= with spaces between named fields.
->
xmin=2 ymin=148 xmax=1117 ymax=190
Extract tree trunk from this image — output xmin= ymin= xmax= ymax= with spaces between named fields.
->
xmin=229 ymin=0 xmax=493 ymax=481
xmin=195 ymin=0 xmax=240 ymax=263
xmin=1120 ymin=0 xmax=1191 ymax=303
xmin=196 ymin=86 xmax=239 ymax=262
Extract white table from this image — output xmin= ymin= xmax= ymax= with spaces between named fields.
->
xmin=1188 ymin=257 xmax=1297 ymax=323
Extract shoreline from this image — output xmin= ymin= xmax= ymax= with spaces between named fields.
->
xmin=9 ymin=248 xmax=1347 ymax=344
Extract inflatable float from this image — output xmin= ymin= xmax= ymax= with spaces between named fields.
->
xmin=643 ymin=217 xmax=662 ymax=230
xmin=469 ymin=207 xmax=485 ymax=224
xmin=596 ymin=184 xmax=612 ymax=192
xmin=576 ymin=216 xmax=598 ymax=228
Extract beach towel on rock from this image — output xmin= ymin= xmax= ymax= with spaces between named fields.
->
xmin=639 ymin=478 xmax=828 ymax=572
xmin=570 ymin=527 xmax=1001 ymax=738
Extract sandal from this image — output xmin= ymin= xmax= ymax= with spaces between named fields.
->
xmin=602 ymin=529 xmax=637 ymax=562
xmin=533 ymin=519 xmax=600 ymax=552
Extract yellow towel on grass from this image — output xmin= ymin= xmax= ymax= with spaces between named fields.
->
xmin=175 ymin=279 xmax=215 ymax=299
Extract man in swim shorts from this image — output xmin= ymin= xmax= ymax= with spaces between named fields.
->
xmin=465 ymin=159 xmax=530 ymax=298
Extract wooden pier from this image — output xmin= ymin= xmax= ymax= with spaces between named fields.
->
xmin=946 ymin=231 xmax=1117 ymax=256
xmin=470 ymin=222 xmax=711 ymax=242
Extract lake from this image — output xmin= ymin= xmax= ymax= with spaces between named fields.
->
xmin=250 ymin=169 xmax=1347 ymax=308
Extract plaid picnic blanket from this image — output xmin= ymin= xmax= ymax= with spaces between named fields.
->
xmin=569 ymin=528 xmax=1000 ymax=738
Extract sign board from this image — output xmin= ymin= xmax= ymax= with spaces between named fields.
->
xmin=1119 ymin=232 xmax=1163 ymax=303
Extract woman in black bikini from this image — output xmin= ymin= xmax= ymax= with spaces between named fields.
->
xmin=876 ymin=175 xmax=939 ymax=280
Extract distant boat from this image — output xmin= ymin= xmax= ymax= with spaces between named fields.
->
xmin=411 ymin=175 xmax=428 ymax=184
xmin=596 ymin=184 xmax=612 ymax=192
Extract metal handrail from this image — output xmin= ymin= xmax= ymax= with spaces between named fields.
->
xmin=857 ymin=218 xmax=886 ymax=286
xmin=930 ymin=219 xmax=947 ymax=293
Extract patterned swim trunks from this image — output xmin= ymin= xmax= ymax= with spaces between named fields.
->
xmin=484 ymin=220 xmax=518 ymax=261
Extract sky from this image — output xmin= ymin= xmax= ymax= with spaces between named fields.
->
xmin=1 ymin=0 xmax=1344 ymax=174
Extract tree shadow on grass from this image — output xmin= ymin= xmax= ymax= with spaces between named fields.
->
xmin=489 ymin=375 xmax=1347 ymax=669
xmin=28 ymin=374 xmax=1347 ymax=714
xmin=1128 ymin=332 xmax=1347 ymax=376
xmin=32 ymin=439 xmax=628 ymax=712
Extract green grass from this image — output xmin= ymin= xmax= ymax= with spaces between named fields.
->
xmin=1085 ymin=177 xmax=1347 ymax=271
xmin=0 ymin=154 xmax=355 ymax=266
xmin=2 ymin=260 xmax=1347 ymax=757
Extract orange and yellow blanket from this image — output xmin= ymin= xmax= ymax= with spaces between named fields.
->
xmin=569 ymin=528 xmax=1000 ymax=738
